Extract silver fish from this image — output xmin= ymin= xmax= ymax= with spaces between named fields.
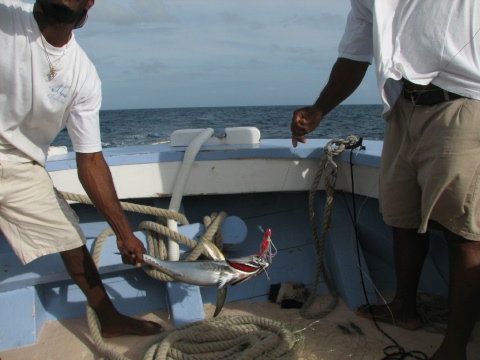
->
xmin=143 ymin=252 xmax=270 ymax=288
xmin=143 ymin=230 xmax=273 ymax=316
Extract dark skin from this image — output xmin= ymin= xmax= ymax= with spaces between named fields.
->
xmin=33 ymin=0 xmax=163 ymax=337
xmin=291 ymin=57 xmax=369 ymax=147
xmin=291 ymin=57 xmax=480 ymax=360
xmin=77 ymin=152 xmax=147 ymax=266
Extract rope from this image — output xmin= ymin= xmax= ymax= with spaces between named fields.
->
xmin=59 ymin=191 xmax=300 ymax=359
xmin=59 ymin=191 xmax=189 ymax=225
xmin=300 ymin=135 xmax=362 ymax=319
xmin=143 ymin=316 xmax=303 ymax=360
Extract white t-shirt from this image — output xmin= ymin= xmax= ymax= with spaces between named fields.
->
xmin=338 ymin=0 xmax=480 ymax=118
xmin=0 ymin=0 xmax=102 ymax=166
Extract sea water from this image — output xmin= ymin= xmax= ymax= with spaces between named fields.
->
xmin=52 ymin=104 xmax=384 ymax=150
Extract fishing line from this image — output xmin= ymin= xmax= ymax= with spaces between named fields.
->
xmin=340 ymin=190 xmax=393 ymax=315
xmin=270 ymin=147 xmax=298 ymax=238
xmin=346 ymin=147 xmax=427 ymax=360
xmin=279 ymin=146 xmax=299 ymax=196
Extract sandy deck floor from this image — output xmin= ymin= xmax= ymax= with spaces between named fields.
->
xmin=1 ymin=295 xmax=480 ymax=360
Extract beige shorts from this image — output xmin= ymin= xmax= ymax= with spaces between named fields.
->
xmin=0 ymin=161 xmax=86 ymax=264
xmin=380 ymin=96 xmax=480 ymax=241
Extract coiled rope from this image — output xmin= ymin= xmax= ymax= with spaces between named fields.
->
xmin=143 ymin=316 xmax=303 ymax=360
xmin=59 ymin=191 xmax=301 ymax=359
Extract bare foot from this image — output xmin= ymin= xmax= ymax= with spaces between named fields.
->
xmin=100 ymin=313 xmax=165 ymax=338
xmin=356 ymin=303 xmax=421 ymax=330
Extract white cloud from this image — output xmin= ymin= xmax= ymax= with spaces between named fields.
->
xmin=70 ymin=0 xmax=379 ymax=109
xmin=90 ymin=0 xmax=174 ymax=25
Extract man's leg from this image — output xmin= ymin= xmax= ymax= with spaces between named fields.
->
xmin=357 ymin=227 xmax=429 ymax=330
xmin=60 ymin=245 xmax=164 ymax=337
xmin=430 ymin=230 xmax=480 ymax=360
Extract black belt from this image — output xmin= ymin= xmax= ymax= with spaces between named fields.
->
xmin=401 ymin=80 xmax=465 ymax=106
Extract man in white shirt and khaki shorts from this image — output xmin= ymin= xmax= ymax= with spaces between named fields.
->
xmin=0 ymin=0 xmax=164 ymax=338
xmin=291 ymin=1 xmax=480 ymax=359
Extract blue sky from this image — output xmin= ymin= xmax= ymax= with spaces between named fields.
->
xmin=45 ymin=0 xmax=381 ymax=110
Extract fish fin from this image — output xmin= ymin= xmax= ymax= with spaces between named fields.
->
xmin=200 ymin=238 xmax=225 ymax=261
xmin=214 ymin=286 xmax=228 ymax=317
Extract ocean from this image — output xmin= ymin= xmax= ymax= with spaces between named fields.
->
xmin=51 ymin=104 xmax=385 ymax=150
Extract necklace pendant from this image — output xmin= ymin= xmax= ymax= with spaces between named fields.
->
xmin=47 ymin=68 xmax=56 ymax=81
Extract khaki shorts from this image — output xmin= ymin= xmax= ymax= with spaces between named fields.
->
xmin=380 ymin=97 xmax=480 ymax=241
xmin=0 ymin=161 xmax=86 ymax=264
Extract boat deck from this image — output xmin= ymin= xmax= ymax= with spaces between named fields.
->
xmin=1 ymin=138 xmax=475 ymax=357
xmin=2 ymin=296 xmax=480 ymax=360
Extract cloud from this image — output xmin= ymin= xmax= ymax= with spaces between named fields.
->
xmin=90 ymin=0 xmax=175 ymax=26
xmin=137 ymin=60 xmax=168 ymax=74
xmin=72 ymin=0 xmax=378 ymax=109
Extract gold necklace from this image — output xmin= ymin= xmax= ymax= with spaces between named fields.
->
xmin=40 ymin=35 xmax=68 ymax=81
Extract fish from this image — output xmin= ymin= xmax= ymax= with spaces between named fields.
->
xmin=143 ymin=229 xmax=275 ymax=316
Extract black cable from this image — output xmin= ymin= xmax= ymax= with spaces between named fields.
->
xmin=347 ymin=143 xmax=427 ymax=360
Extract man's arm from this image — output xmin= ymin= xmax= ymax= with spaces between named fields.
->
xmin=291 ymin=57 xmax=370 ymax=147
xmin=76 ymin=151 xmax=145 ymax=266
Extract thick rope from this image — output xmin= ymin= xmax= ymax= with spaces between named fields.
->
xmin=60 ymin=192 xmax=299 ymax=359
xmin=143 ymin=316 xmax=303 ymax=360
xmin=185 ymin=212 xmax=226 ymax=261
xmin=300 ymin=135 xmax=361 ymax=319
xmin=300 ymin=155 xmax=339 ymax=319
xmin=59 ymin=191 xmax=189 ymax=225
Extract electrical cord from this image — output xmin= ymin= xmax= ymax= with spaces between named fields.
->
xmin=347 ymin=144 xmax=428 ymax=360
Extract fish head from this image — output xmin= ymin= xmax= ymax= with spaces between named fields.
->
xmin=226 ymin=255 xmax=270 ymax=286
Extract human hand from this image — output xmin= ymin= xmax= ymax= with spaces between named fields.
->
xmin=290 ymin=106 xmax=323 ymax=147
xmin=117 ymin=234 xmax=146 ymax=267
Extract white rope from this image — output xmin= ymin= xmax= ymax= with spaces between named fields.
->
xmin=59 ymin=192 xmax=301 ymax=359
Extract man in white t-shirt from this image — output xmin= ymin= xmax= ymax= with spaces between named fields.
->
xmin=291 ymin=1 xmax=480 ymax=359
xmin=0 ymin=0 xmax=164 ymax=337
